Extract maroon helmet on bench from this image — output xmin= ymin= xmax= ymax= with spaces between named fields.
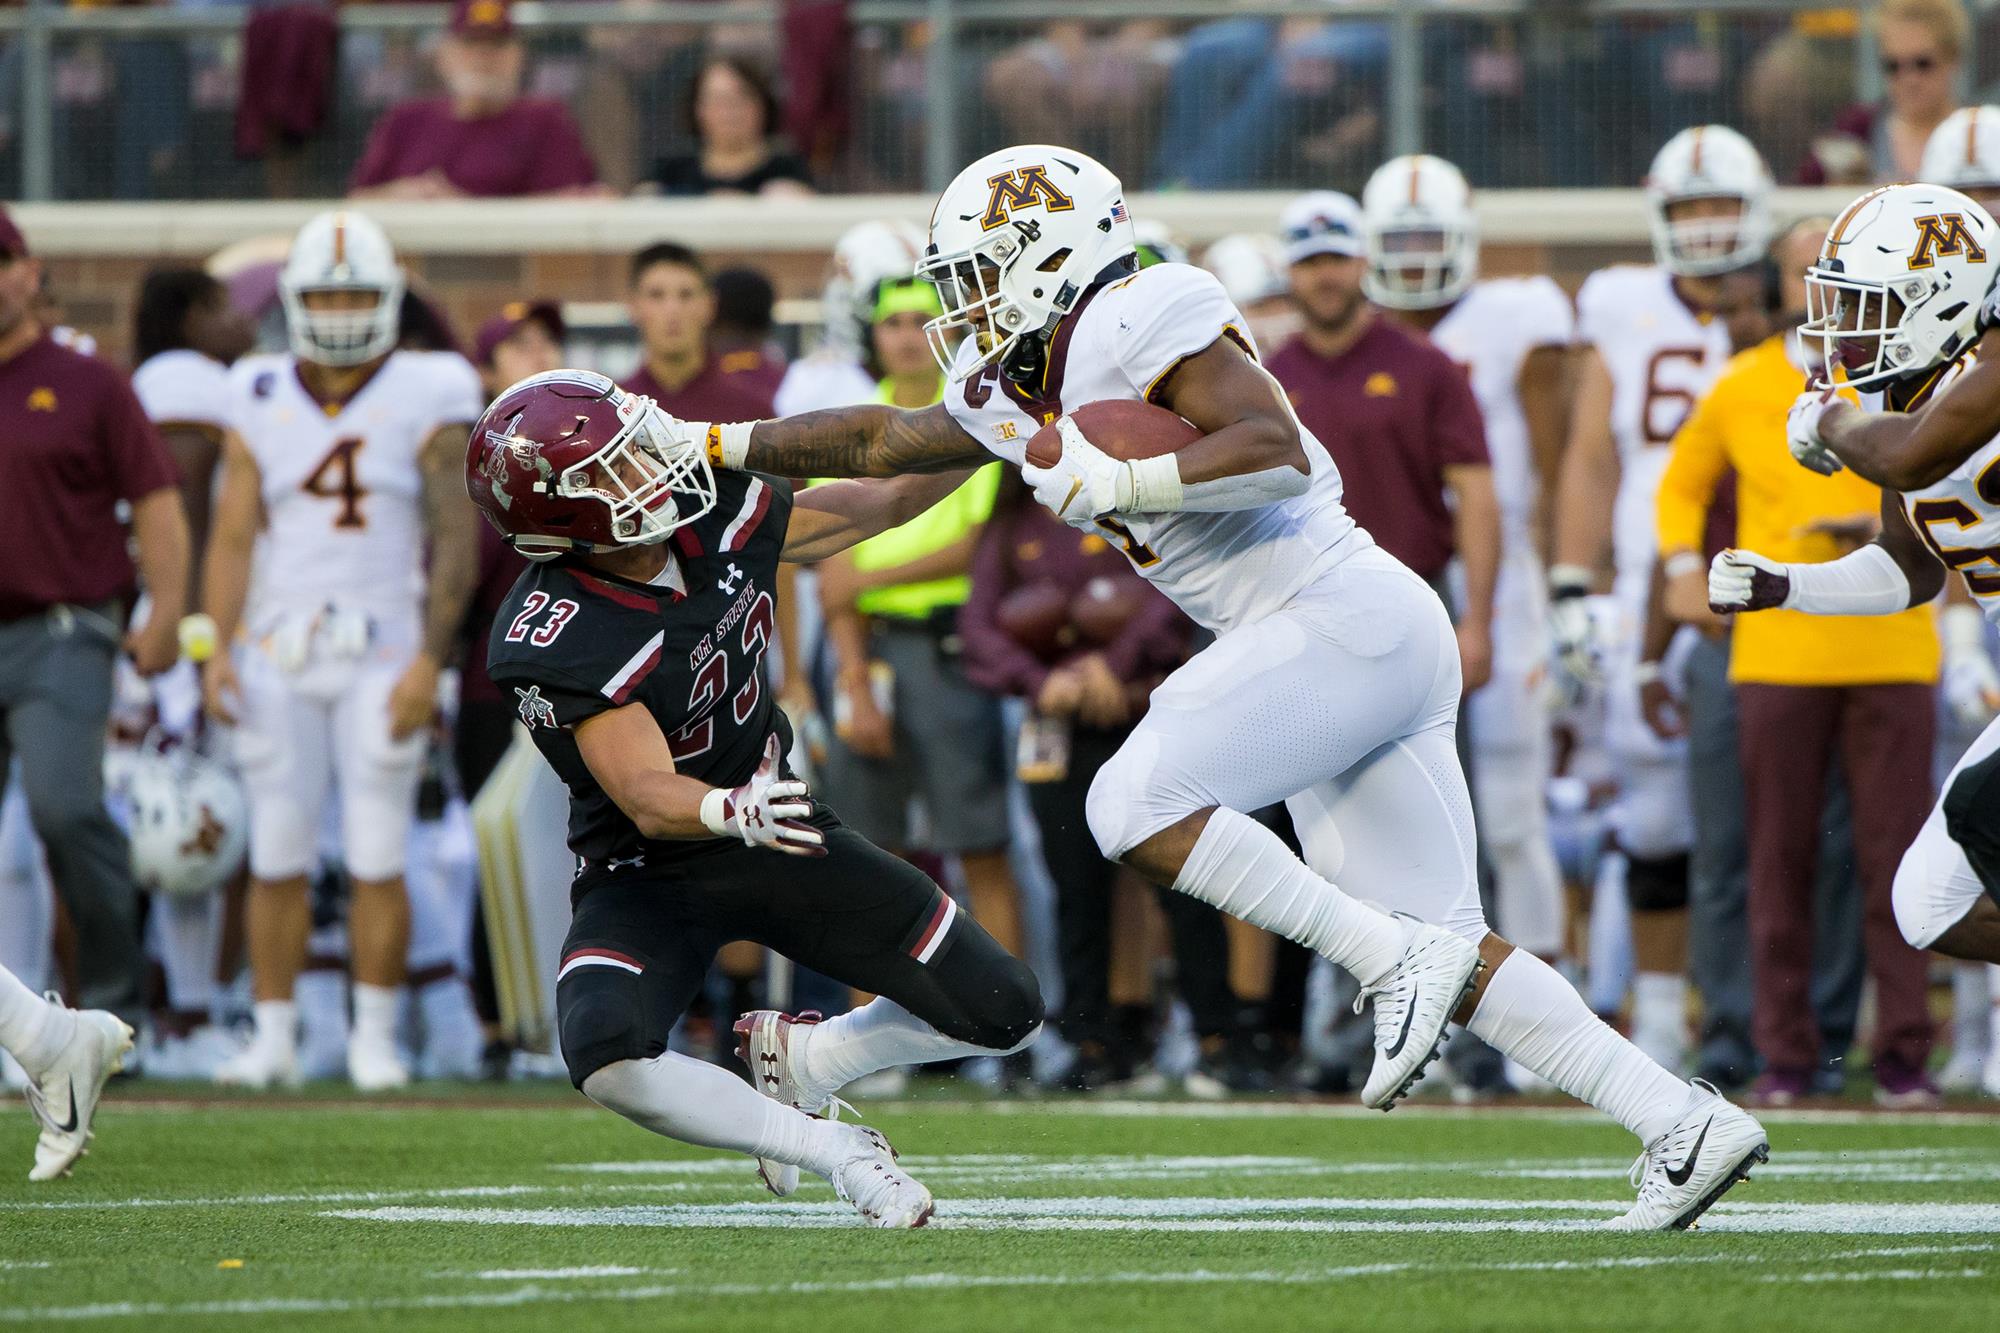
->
xmin=465 ymin=369 xmax=717 ymax=560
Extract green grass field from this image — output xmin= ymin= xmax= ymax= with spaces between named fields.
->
xmin=2 ymin=1083 xmax=1998 ymax=1331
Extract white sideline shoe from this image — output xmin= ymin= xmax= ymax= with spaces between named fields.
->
xmin=348 ymin=1031 xmax=410 ymax=1092
xmin=214 ymin=1034 xmax=301 ymax=1090
xmin=1605 ymin=1079 xmax=1768 ymax=1231
xmin=1357 ymin=919 xmax=1483 ymax=1110
xmin=822 ymin=1121 xmax=934 ymax=1229
xmin=24 ymin=1003 xmax=134 ymax=1182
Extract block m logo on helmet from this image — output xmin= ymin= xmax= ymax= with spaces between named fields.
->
xmin=1909 ymin=214 xmax=1988 ymax=270
xmin=979 ymin=166 xmax=1075 ymax=231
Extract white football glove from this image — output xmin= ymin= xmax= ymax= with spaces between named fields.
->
xmin=1546 ymin=566 xmax=1601 ymax=692
xmin=1941 ymin=603 xmax=2000 ymax=729
xmin=1786 ymin=384 xmax=1845 ymax=477
xmin=1020 ymin=416 xmax=1125 ymax=524
xmin=700 ymin=734 xmax=826 ymax=857
xmin=1706 ymin=548 xmax=1793 ymax=613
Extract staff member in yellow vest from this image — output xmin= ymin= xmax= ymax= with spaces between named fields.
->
xmin=816 ymin=278 xmax=1023 ymax=1049
xmin=1655 ymin=218 xmax=1941 ymax=1107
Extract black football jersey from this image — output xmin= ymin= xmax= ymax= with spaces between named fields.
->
xmin=486 ymin=470 xmax=795 ymax=875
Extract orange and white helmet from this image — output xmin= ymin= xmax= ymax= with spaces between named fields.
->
xmin=917 ymin=144 xmax=1134 ymax=381
xmin=1644 ymin=125 xmax=1772 ymax=277
xmin=1805 ymin=183 xmax=1997 ymax=390
xmin=1921 ymin=106 xmax=2000 ymax=196
xmin=1360 ymin=154 xmax=1479 ymax=309
xmin=279 ymin=210 xmax=405 ymax=367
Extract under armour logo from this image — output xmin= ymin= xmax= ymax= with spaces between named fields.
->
xmin=607 ymin=854 xmax=646 ymax=872
xmin=514 ymin=685 xmax=557 ymax=729
xmin=718 ymin=562 xmax=745 ymax=595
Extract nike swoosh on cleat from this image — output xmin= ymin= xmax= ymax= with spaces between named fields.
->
xmin=1664 ymin=1117 xmax=1712 ymax=1187
xmin=1383 ymin=1003 xmax=1416 ymax=1060
xmin=50 ymin=1079 xmax=78 ymax=1135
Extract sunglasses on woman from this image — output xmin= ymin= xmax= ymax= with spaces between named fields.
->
xmin=1881 ymin=54 xmax=1940 ymax=76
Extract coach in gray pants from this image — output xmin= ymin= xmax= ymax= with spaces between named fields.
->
xmin=0 ymin=208 xmax=189 ymax=1022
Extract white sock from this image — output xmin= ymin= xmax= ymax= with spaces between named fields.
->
xmin=1468 ymin=950 xmax=1690 ymax=1144
xmin=797 ymin=999 xmax=1024 ymax=1100
xmin=1171 ymin=807 xmax=1405 ymax=983
xmin=0 ymin=963 xmax=71 ymax=1075
xmin=352 ymin=983 xmax=401 ymax=1044
xmin=584 ymin=1051 xmax=851 ymax=1174
xmin=152 ymin=893 xmax=223 ymax=1017
xmin=252 ymin=999 xmax=298 ymax=1052
xmin=1632 ymin=972 xmax=1688 ymax=1049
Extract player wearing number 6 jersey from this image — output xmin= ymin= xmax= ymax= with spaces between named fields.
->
xmin=471 ymin=369 xmax=1042 ymax=1228
xmin=199 ymin=211 xmax=485 ymax=1091
xmin=682 ymin=143 xmax=1765 ymax=1229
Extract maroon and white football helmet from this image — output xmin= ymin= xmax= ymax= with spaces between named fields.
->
xmin=466 ymin=369 xmax=717 ymax=559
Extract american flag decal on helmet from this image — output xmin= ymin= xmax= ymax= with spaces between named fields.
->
xmin=1110 ymin=200 xmax=1130 ymax=224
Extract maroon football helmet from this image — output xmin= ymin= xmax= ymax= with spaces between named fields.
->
xmin=465 ymin=369 xmax=717 ymax=559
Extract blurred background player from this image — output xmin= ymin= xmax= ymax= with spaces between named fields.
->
xmin=775 ymin=220 xmax=926 ymax=417
xmin=200 ymin=211 xmax=484 ymax=1090
xmin=1548 ymin=125 xmax=1771 ymax=1073
xmin=1360 ymin=153 xmax=1574 ymax=981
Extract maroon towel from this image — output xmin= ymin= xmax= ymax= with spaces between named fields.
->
xmin=235 ymin=4 xmax=339 ymax=159
xmin=781 ymin=1 xmax=851 ymax=174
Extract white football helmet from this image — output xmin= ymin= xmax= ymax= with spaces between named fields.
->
xmin=279 ymin=209 xmax=406 ymax=367
xmin=917 ymin=144 xmax=1134 ymax=380
xmin=1644 ymin=125 xmax=1773 ymax=277
xmin=1804 ymin=183 xmax=1997 ymax=391
xmin=823 ymin=220 xmax=925 ymax=355
xmin=1922 ymin=106 xmax=2000 ymax=196
xmin=1361 ymin=154 xmax=1480 ymax=310
xmin=115 ymin=744 xmax=248 ymax=899
xmin=1203 ymin=233 xmax=1290 ymax=309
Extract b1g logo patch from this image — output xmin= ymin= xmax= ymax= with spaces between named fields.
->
xmin=980 ymin=166 xmax=1074 ymax=231
xmin=515 ymin=685 xmax=557 ymax=729
xmin=1909 ymin=214 xmax=1988 ymax=270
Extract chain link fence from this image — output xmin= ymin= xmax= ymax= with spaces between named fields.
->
xmin=4 ymin=2 xmax=1993 ymax=203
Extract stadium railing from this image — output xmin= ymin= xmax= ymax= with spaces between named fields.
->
xmin=0 ymin=2 xmax=1902 ymax=204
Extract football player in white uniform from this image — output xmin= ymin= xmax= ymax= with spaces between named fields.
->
xmin=1362 ymin=153 xmax=1574 ymax=967
xmin=774 ymin=220 xmax=927 ymax=417
xmin=200 ymin=211 xmax=485 ymax=1090
xmin=685 ymin=144 xmax=1765 ymax=1229
xmin=1921 ymin=105 xmax=2000 ymax=212
xmin=1547 ymin=125 xmax=1770 ymax=1071
xmin=1744 ymin=184 xmax=2000 ymax=972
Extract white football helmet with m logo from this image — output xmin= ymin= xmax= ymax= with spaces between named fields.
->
xmin=917 ymin=144 xmax=1135 ymax=380
xmin=1360 ymin=154 xmax=1479 ymax=310
xmin=1805 ymin=183 xmax=1996 ymax=391
xmin=1644 ymin=125 xmax=1773 ymax=277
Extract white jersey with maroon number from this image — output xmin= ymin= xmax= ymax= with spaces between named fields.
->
xmin=1576 ymin=264 xmax=1733 ymax=607
xmin=227 ymin=350 xmax=483 ymax=639
xmin=943 ymin=261 xmax=1362 ymax=634
xmin=1431 ymin=276 xmax=1574 ymax=556
xmin=1882 ymin=356 xmax=2000 ymax=625
xmin=133 ymin=349 xmax=233 ymax=433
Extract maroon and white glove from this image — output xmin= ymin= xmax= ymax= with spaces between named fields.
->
xmin=699 ymin=734 xmax=825 ymax=857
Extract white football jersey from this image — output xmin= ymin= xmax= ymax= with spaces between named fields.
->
xmin=1864 ymin=354 xmax=2000 ymax=624
xmin=228 ymin=350 xmax=483 ymax=635
xmin=132 ymin=349 xmax=232 ymax=432
xmin=944 ymin=262 xmax=1362 ymax=633
xmin=1430 ymin=276 xmax=1575 ymax=554
xmin=1576 ymin=264 xmax=1734 ymax=604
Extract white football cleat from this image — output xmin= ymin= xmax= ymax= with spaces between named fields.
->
xmin=733 ymin=1010 xmax=839 ymax=1197
xmin=347 ymin=1031 xmax=410 ymax=1092
xmin=213 ymin=1034 xmax=301 ymax=1090
xmin=24 ymin=1004 xmax=134 ymax=1182
xmin=1605 ymin=1079 xmax=1768 ymax=1231
xmin=822 ymin=1121 xmax=934 ymax=1229
xmin=1356 ymin=919 xmax=1483 ymax=1110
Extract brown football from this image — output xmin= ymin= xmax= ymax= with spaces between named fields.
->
xmin=1024 ymin=399 xmax=1202 ymax=469
xmin=994 ymin=581 xmax=1075 ymax=662
xmin=1070 ymin=575 xmax=1149 ymax=646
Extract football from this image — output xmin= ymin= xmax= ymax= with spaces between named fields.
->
xmin=1024 ymin=399 xmax=1202 ymax=469
xmin=1070 ymin=574 xmax=1149 ymax=646
xmin=994 ymin=581 xmax=1076 ymax=661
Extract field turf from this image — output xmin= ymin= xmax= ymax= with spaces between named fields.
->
xmin=2 ymin=1083 xmax=1998 ymax=1331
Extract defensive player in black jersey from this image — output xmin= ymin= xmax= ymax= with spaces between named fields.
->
xmin=468 ymin=370 xmax=1042 ymax=1228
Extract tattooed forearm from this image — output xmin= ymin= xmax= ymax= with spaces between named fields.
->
xmin=746 ymin=401 xmax=987 ymax=477
xmin=420 ymin=423 xmax=480 ymax=662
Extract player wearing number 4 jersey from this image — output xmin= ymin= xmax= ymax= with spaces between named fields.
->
xmin=679 ymin=143 xmax=1764 ymax=1229
xmin=1728 ymin=182 xmax=2000 ymax=968
xmin=472 ymin=369 xmax=1043 ymax=1229
xmin=200 ymin=211 xmax=486 ymax=1092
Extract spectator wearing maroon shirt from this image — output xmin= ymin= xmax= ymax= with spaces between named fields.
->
xmin=349 ymin=0 xmax=604 ymax=201
xmin=0 ymin=208 xmax=191 ymax=1023
xmin=709 ymin=267 xmax=789 ymax=406
xmin=619 ymin=242 xmax=776 ymax=422
xmin=1264 ymin=191 xmax=1499 ymax=694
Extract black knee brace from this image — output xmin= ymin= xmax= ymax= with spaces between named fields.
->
xmin=557 ymin=968 xmax=656 ymax=1089
xmin=1625 ymin=852 xmax=1691 ymax=913
xmin=1944 ymin=746 xmax=2000 ymax=906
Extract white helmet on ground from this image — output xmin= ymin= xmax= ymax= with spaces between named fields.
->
xmin=1644 ymin=125 xmax=1773 ymax=277
xmin=1361 ymin=154 xmax=1480 ymax=310
xmin=114 ymin=744 xmax=248 ymax=899
xmin=280 ymin=209 xmax=406 ymax=367
xmin=1804 ymin=183 xmax=1997 ymax=390
xmin=917 ymin=144 xmax=1135 ymax=380
xmin=1921 ymin=106 xmax=2000 ymax=195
